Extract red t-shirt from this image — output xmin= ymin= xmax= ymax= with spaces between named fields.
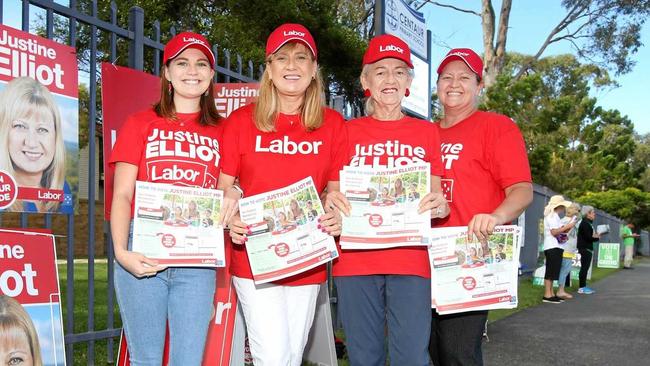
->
xmin=221 ymin=104 xmax=348 ymax=285
xmin=435 ymin=110 xmax=532 ymax=227
xmin=109 ymin=108 xmax=223 ymax=215
xmin=332 ymin=115 xmax=444 ymax=279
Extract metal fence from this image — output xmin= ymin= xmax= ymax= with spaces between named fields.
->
xmin=0 ymin=1 xmax=260 ymax=364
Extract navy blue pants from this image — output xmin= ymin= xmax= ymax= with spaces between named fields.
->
xmin=335 ymin=275 xmax=431 ymax=366
xmin=429 ymin=310 xmax=487 ymax=366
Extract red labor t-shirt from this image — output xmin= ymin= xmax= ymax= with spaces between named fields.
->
xmin=332 ymin=115 xmax=444 ymax=279
xmin=221 ymin=103 xmax=348 ymax=286
xmin=109 ymin=109 xmax=223 ymax=215
xmin=435 ymin=110 xmax=532 ymax=227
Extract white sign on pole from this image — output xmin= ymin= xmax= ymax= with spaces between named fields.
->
xmin=383 ymin=0 xmax=428 ymax=58
xmin=401 ymin=54 xmax=430 ymax=119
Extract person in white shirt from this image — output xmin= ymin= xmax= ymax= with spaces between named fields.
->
xmin=557 ymin=203 xmax=581 ymax=299
xmin=542 ymin=195 xmax=577 ymax=303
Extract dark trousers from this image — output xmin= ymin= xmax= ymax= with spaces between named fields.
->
xmin=335 ymin=275 xmax=431 ymax=366
xmin=429 ymin=310 xmax=487 ymax=366
xmin=578 ymin=248 xmax=593 ymax=288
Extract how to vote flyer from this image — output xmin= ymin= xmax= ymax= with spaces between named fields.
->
xmin=238 ymin=177 xmax=338 ymax=284
xmin=429 ymin=225 xmax=522 ymax=315
xmin=132 ymin=181 xmax=225 ymax=267
xmin=340 ymin=163 xmax=431 ymax=249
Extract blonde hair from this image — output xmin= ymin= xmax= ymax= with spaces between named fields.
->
xmin=566 ymin=203 xmax=581 ymax=217
xmin=254 ymin=43 xmax=324 ymax=132
xmin=360 ymin=63 xmax=414 ymax=117
xmin=0 ymin=295 xmax=43 ymax=366
xmin=0 ymin=77 xmax=65 ymax=212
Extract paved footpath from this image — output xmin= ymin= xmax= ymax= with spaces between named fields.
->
xmin=483 ymin=258 xmax=650 ymax=366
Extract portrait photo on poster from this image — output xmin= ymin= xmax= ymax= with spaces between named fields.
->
xmin=0 ymin=77 xmax=78 ymax=214
xmin=0 ymin=296 xmax=66 ymax=366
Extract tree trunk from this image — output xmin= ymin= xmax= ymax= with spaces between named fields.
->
xmin=481 ymin=0 xmax=512 ymax=88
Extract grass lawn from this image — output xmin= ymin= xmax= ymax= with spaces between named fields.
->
xmin=60 ymin=260 xmax=624 ymax=365
xmin=58 ymin=262 xmax=122 ymax=365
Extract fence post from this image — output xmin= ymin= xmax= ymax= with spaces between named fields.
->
xmin=128 ymin=6 xmax=145 ymax=70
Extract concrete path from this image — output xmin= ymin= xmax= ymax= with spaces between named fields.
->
xmin=483 ymin=258 xmax=650 ymax=366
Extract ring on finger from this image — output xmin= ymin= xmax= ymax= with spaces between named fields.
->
xmin=435 ymin=207 xmax=442 ymax=216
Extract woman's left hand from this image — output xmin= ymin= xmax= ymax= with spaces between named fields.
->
xmin=324 ymin=191 xmax=351 ymax=217
xmin=221 ymin=186 xmax=242 ymax=226
xmin=418 ymin=192 xmax=449 ymax=218
xmin=467 ymin=213 xmax=504 ymax=243
xmin=318 ymin=210 xmax=342 ymax=237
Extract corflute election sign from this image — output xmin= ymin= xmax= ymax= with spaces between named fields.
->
xmin=0 ymin=24 xmax=79 ymax=214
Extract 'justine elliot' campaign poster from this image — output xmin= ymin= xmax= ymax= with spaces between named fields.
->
xmin=0 ymin=228 xmax=66 ymax=365
xmin=0 ymin=24 xmax=79 ymax=214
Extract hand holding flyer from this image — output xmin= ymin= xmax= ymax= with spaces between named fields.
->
xmin=238 ymin=177 xmax=338 ymax=284
xmin=340 ymin=163 xmax=431 ymax=249
xmin=132 ymin=181 xmax=225 ymax=267
xmin=596 ymin=224 xmax=610 ymax=235
xmin=429 ymin=225 xmax=522 ymax=315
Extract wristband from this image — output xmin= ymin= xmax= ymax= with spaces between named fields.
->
xmin=231 ymin=185 xmax=244 ymax=198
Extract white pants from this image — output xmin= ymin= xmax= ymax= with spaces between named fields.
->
xmin=233 ymin=276 xmax=320 ymax=366
xmin=624 ymin=245 xmax=634 ymax=267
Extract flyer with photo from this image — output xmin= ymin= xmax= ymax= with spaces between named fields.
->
xmin=428 ymin=225 xmax=522 ymax=315
xmin=238 ymin=177 xmax=338 ymax=284
xmin=132 ymin=181 xmax=225 ymax=267
xmin=339 ymin=163 xmax=431 ymax=249
xmin=0 ymin=229 xmax=66 ymax=366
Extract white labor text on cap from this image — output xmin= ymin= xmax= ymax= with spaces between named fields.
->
xmin=380 ymin=44 xmax=404 ymax=53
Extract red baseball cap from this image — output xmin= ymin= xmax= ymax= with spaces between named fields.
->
xmin=362 ymin=34 xmax=413 ymax=68
xmin=266 ymin=23 xmax=317 ymax=58
xmin=436 ymin=48 xmax=483 ymax=79
xmin=163 ymin=32 xmax=215 ymax=67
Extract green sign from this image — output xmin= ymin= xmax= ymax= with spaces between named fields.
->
xmin=597 ymin=243 xmax=620 ymax=268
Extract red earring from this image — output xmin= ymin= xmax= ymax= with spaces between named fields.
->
xmin=405 ymin=88 xmax=410 ymax=97
xmin=168 ymin=83 xmax=173 ymax=95
xmin=364 ymin=89 xmax=371 ymax=97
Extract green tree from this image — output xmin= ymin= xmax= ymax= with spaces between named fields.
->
xmin=576 ymin=188 xmax=650 ymax=229
xmin=420 ymin=0 xmax=650 ymax=88
xmin=631 ymin=133 xmax=650 ymax=191
xmin=481 ymin=53 xmax=643 ymax=195
xmin=77 ymin=83 xmax=90 ymax=150
xmin=41 ymin=0 xmax=368 ymax=103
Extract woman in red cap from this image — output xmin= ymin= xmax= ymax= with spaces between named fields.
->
xmin=330 ymin=34 xmax=448 ymax=366
xmin=217 ymin=23 xmax=347 ymax=365
xmin=429 ymin=48 xmax=533 ymax=366
xmin=110 ymin=32 xmax=233 ymax=365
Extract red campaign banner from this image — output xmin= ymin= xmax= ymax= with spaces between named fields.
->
xmin=0 ymin=24 xmax=79 ymax=214
xmin=101 ymin=62 xmax=259 ymax=220
xmin=0 ymin=26 xmax=78 ymax=98
xmin=0 ymin=228 xmax=66 ymax=365
xmin=100 ymin=63 xmax=159 ymax=222
xmin=117 ymin=243 xmax=241 ymax=365
xmin=0 ymin=229 xmax=59 ymax=303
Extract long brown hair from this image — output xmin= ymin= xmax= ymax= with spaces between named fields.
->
xmin=153 ymin=64 xmax=221 ymax=126
xmin=253 ymin=43 xmax=324 ymax=132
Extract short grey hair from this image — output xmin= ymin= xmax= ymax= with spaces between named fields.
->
xmin=581 ymin=205 xmax=594 ymax=217
xmin=360 ymin=63 xmax=414 ymax=117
